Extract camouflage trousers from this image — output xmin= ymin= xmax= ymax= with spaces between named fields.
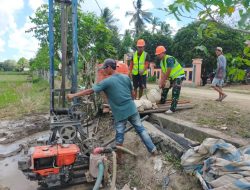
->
xmin=160 ymin=78 xmax=183 ymax=112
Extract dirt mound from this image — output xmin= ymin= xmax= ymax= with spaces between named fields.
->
xmin=116 ymin=132 xmax=201 ymax=190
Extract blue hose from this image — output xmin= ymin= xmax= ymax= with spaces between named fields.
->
xmin=92 ymin=161 xmax=104 ymax=190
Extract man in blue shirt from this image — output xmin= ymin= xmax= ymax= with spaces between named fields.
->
xmin=212 ymin=47 xmax=227 ymax=101
xmin=67 ymin=58 xmax=157 ymax=163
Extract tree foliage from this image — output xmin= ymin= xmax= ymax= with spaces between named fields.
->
xmin=77 ymin=12 xmax=117 ymax=62
xmin=30 ymin=45 xmax=49 ymax=71
xmin=162 ymin=0 xmax=250 ymax=33
xmin=172 ymin=21 xmax=245 ymax=74
xmin=158 ymin=22 xmax=171 ymax=36
xmin=226 ymin=46 xmax=250 ymax=82
xmin=136 ymin=31 xmax=173 ymax=66
xmin=17 ymin=57 xmax=29 ymax=71
xmin=125 ymin=0 xmax=152 ymax=37
xmin=118 ymin=30 xmax=134 ymax=59
xmin=30 ymin=44 xmax=60 ymax=72
xmin=100 ymin=7 xmax=118 ymax=31
xmin=28 ymin=3 xmax=117 ymax=70
xmin=0 ymin=60 xmax=17 ymax=71
xmin=150 ymin=17 xmax=161 ymax=33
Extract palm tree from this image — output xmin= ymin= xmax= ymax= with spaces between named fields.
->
xmin=150 ymin=17 xmax=161 ymax=33
xmin=101 ymin=7 xmax=118 ymax=30
xmin=125 ymin=0 xmax=152 ymax=36
xmin=158 ymin=22 xmax=171 ymax=35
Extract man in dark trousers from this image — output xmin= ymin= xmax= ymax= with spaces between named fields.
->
xmin=155 ymin=46 xmax=185 ymax=114
xmin=129 ymin=39 xmax=149 ymax=99
xmin=67 ymin=59 xmax=157 ymax=164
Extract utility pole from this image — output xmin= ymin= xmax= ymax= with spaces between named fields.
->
xmin=60 ymin=2 xmax=68 ymax=107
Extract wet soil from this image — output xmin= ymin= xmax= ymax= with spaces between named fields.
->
xmin=0 ymin=114 xmax=49 ymax=144
xmin=0 ymin=113 xmax=202 ymax=190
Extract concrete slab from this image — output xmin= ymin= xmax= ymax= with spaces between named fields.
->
xmin=151 ymin=113 xmax=249 ymax=147
xmin=142 ymin=121 xmax=185 ymax=157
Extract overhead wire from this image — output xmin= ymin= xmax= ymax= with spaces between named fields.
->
xmin=94 ymin=0 xmax=103 ymax=13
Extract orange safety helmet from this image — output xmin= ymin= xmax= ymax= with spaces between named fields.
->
xmin=137 ymin=39 xmax=145 ymax=47
xmin=155 ymin=46 xmax=166 ymax=55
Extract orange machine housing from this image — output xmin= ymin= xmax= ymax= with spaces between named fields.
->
xmin=96 ymin=62 xmax=129 ymax=83
xmin=32 ymin=144 xmax=80 ymax=176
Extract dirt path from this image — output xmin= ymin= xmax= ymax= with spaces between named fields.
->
xmin=148 ymin=84 xmax=250 ymax=111
xmin=148 ymin=84 xmax=250 ymax=138
xmin=181 ymin=87 xmax=250 ymax=111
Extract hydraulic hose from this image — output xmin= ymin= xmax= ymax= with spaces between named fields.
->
xmin=110 ymin=151 xmax=117 ymax=190
xmin=92 ymin=161 xmax=104 ymax=190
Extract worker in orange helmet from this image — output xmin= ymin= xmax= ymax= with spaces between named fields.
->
xmin=155 ymin=46 xmax=185 ymax=114
xmin=129 ymin=39 xmax=150 ymax=99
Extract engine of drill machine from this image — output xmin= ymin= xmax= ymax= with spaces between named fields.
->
xmin=18 ymin=144 xmax=89 ymax=188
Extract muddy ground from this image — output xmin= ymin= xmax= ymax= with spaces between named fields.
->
xmin=0 ymin=114 xmax=49 ymax=145
xmin=0 ymin=113 xmax=202 ymax=190
xmin=1 ymin=85 xmax=250 ymax=189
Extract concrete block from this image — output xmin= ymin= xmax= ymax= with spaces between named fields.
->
xmin=143 ymin=121 xmax=185 ymax=157
xmin=151 ymin=113 xmax=249 ymax=147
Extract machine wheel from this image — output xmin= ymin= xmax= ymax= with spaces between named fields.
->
xmin=59 ymin=125 xmax=77 ymax=141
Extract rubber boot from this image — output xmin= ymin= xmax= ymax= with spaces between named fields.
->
xmin=116 ymin=144 xmax=124 ymax=165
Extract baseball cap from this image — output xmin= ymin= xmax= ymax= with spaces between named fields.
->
xmin=100 ymin=58 xmax=117 ymax=70
xmin=216 ymin=47 xmax=223 ymax=52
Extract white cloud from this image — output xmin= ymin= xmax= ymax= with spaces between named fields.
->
xmin=0 ymin=38 xmax=5 ymax=52
xmin=28 ymin=0 xmax=45 ymax=11
xmin=0 ymin=0 xmax=43 ymax=60
xmin=81 ymin=0 xmax=154 ymax=34
xmin=0 ymin=0 xmax=24 ymax=34
xmin=8 ymin=17 xmax=39 ymax=60
xmin=165 ymin=18 xmax=183 ymax=35
xmin=0 ymin=0 xmax=24 ymax=12
xmin=0 ymin=0 xmax=24 ymax=59
xmin=163 ymin=0 xmax=174 ymax=7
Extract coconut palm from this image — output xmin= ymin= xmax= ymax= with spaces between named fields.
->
xmin=158 ymin=22 xmax=171 ymax=35
xmin=101 ymin=7 xmax=118 ymax=30
xmin=125 ymin=0 xmax=152 ymax=36
xmin=150 ymin=16 xmax=161 ymax=33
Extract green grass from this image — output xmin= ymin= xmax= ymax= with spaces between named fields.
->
xmin=164 ymin=152 xmax=182 ymax=170
xmin=0 ymin=71 xmax=29 ymax=75
xmin=0 ymin=74 xmax=28 ymax=82
xmin=0 ymin=74 xmax=49 ymax=118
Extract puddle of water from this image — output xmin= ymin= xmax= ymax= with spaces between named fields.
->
xmin=0 ymin=131 xmax=50 ymax=157
xmin=0 ymin=131 xmax=51 ymax=190
xmin=0 ymin=153 xmax=94 ymax=190
xmin=0 ymin=154 xmax=38 ymax=190
xmin=0 ymin=131 xmax=95 ymax=190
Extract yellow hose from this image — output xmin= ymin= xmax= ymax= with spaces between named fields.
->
xmin=110 ymin=151 xmax=117 ymax=190
xmin=116 ymin=146 xmax=137 ymax=157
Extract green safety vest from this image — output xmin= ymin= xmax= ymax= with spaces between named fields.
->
xmin=160 ymin=55 xmax=185 ymax=79
xmin=132 ymin=51 xmax=148 ymax=75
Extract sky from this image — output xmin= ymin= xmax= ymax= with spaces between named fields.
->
xmin=0 ymin=0 xmax=193 ymax=62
